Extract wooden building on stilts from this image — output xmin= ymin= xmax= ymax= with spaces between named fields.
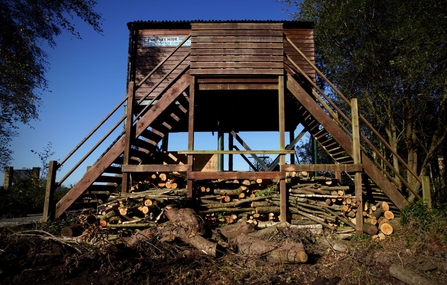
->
xmin=44 ymin=21 xmax=423 ymax=234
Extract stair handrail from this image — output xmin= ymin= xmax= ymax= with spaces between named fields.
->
xmin=135 ymin=51 xmax=191 ymax=119
xmin=55 ymin=37 xmax=192 ymax=188
xmin=285 ymin=55 xmax=422 ymax=198
xmin=135 ymin=34 xmax=191 ymax=90
xmin=58 ymin=97 xmax=127 ymax=168
xmin=55 ymin=98 xmax=127 ymax=188
xmin=56 ymin=122 xmax=126 ymax=188
xmin=284 ymin=34 xmax=422 ymax=192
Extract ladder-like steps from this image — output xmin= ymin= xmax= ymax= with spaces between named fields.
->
xmin=297 ymin=103 xmax=354 ymax=165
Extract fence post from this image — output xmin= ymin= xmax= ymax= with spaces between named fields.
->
xmin=31 ymin=167 xmax=40 ymax=188
xmin=42 ymin=161 xmax=57 ymax=221
xmin=3 ymin=166 xmax=13 ymax=190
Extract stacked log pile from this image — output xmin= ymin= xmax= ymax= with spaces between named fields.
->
xmin=130 ymin=172 xmax=185 ymax=191
xmin=62 ymin=171 xmax=400 ymax=250
xmin=195 ymin=174 xmax=363 ymax=233
xmin=363 ymin=200 xmax=401 ymax=240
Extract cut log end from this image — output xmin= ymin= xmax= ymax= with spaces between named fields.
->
xmin=384 ymin=210 xmax=394 ymax=220
xmin=380 ymin=222 xmax=393 ymax=235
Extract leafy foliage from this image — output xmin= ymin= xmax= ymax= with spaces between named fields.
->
xmin=0 ymin=0 xmax=102 ymax=168
xmin=0 ymin=142 xmax=68 ymax=218
xmin=401 ymin=201 xmax=447 ymax=251
xmin=282 ymin=0 xmax=447 ymax=200
xmin=0 ymin=174 xmax=46 ymax=217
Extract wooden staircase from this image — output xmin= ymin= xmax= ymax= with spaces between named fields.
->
xmin=286 ymin=72 xmax=409 ymax=209
xmin=50 ymin=68 xmax=415 ymax=218
xmin=54 ymin=71 xmax=191 ymax=217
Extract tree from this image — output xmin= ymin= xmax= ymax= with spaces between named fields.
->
xmin=281 ymin=0 xmax=447 ymax=203
xmin=0 ymin=0 xmax=102 ymax=168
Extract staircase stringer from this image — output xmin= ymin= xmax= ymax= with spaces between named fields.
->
xmin=55 ymin=71 xmax=191 ymax=217
xmin=286 ymin=74 xmax=409 ymax=209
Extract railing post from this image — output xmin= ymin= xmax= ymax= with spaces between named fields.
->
xmin=122 ymin=81 xmax=135 ymax=194
xmin=42 ymin=160 xmax=57 ymax=221
xmin=279 ymin=75 xmax=287 ymax=222
xmin=187 ymin=75 xmax=196 ymax=197
xmin=351 ymin=98 xmax=364 ymax=233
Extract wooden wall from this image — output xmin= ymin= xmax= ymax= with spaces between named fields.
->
xmin=190 ymin=23 xmax=284 ymax=76
xmin=130 ymin=21 xmax=315 ymax=100
xmin=133 ymin=28 xmax=191 ymax=101
xmin=284 ymin=28 xmax=315 ymax=80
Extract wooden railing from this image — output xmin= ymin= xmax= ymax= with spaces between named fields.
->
xmin=284 ymin=34 xmax=422 ymax=199
xmin=44 ymin=37 xmax=192 ymax=219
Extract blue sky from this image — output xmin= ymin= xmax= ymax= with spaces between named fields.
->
xmin=2 ymin=0 xmax=301 ymax=186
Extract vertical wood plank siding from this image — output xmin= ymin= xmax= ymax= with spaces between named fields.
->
xmin=190 ymin=23 xmax=284 ymax=75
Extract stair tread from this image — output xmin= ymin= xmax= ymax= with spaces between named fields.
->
xmin=95 ymin=175 xmax=122 ymax=184
xmin=85 ymin=184 xmax=118 ymax=194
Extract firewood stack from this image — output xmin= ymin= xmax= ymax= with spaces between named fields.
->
xmin=63 ymin=171 xmax=399 ymax=241
xmin=95 ymin=187 xmax=188 ymax=228
xmin=364 ymin=201 xmax=401 ymax=240
xmin=130 ymin=172 xmax=186 ymax=191
xmin=194 ymin=174 xmax=361 ymax=232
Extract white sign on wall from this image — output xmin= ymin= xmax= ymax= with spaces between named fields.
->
xmin=142 ymin=36 xmax=191 ymax=47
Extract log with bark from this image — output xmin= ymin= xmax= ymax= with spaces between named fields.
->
xmin=161 ymin=207 xmax=217 ymax=256
xmin=389 ymin=264 xmax=435 ymax=285
xmin=219 ymin=219 xmax=256 ymax=239
xmin=164 ymin=207 xmax=205 ymax=235
xmin=234 ymin=233 xmax=308 ymax=263
xmin=169 ymin=226 xmax=217 ymax=257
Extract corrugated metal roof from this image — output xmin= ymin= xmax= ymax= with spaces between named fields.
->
xmin=127 ymin=20 xmax=313 ymax=30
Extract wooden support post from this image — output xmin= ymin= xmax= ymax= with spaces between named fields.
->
xmin=312 ymin=138 xmax=318 ymax=177
xmin=289 ymin=130 xmax=295 ymax=164
xmin=187 ymin=76 xmax=195 ymax=197
xmin=122 ymin=81 xmax=135 ymax=194
xmin=351 ymin=98 xmax=363 ymax=233
xmin=218 ymin=128 xmax=224 ymax=171
xmin=42 ymin=160 xmax=57 ymax=221
xmin=268 ymin=127 xmax=306 ymax=171
xmin=161 ymin=133 xmax=169 ymax=151
xmin=332 ymin=112 xmax=342 ymax=179
xmin=279 ymin=75 xmax=287 ymax=222
xmin=3 ymin=166 xmax=13 ymax=190
xmin=422 ymin=176 xmax=432 ymax=209
xmin=228 ymin=133 xmax=233 ymax=171
xmin=335 ymin=170 xmax=342 ymax=182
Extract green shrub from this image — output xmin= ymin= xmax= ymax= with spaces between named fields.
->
xmin=0 ymin=176 xmax=46 ymax=218
xmin=400 ymin=200 xmax=447 ymax=251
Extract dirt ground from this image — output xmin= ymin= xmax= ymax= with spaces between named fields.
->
xmin=0 ymin=221 xmax=446 ymax=285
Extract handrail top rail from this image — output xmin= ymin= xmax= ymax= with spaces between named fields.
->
xmin=178 ymin=150 xmax=295 ymax=155
xmin=283 ymin=33 xmax=422 ymax=186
